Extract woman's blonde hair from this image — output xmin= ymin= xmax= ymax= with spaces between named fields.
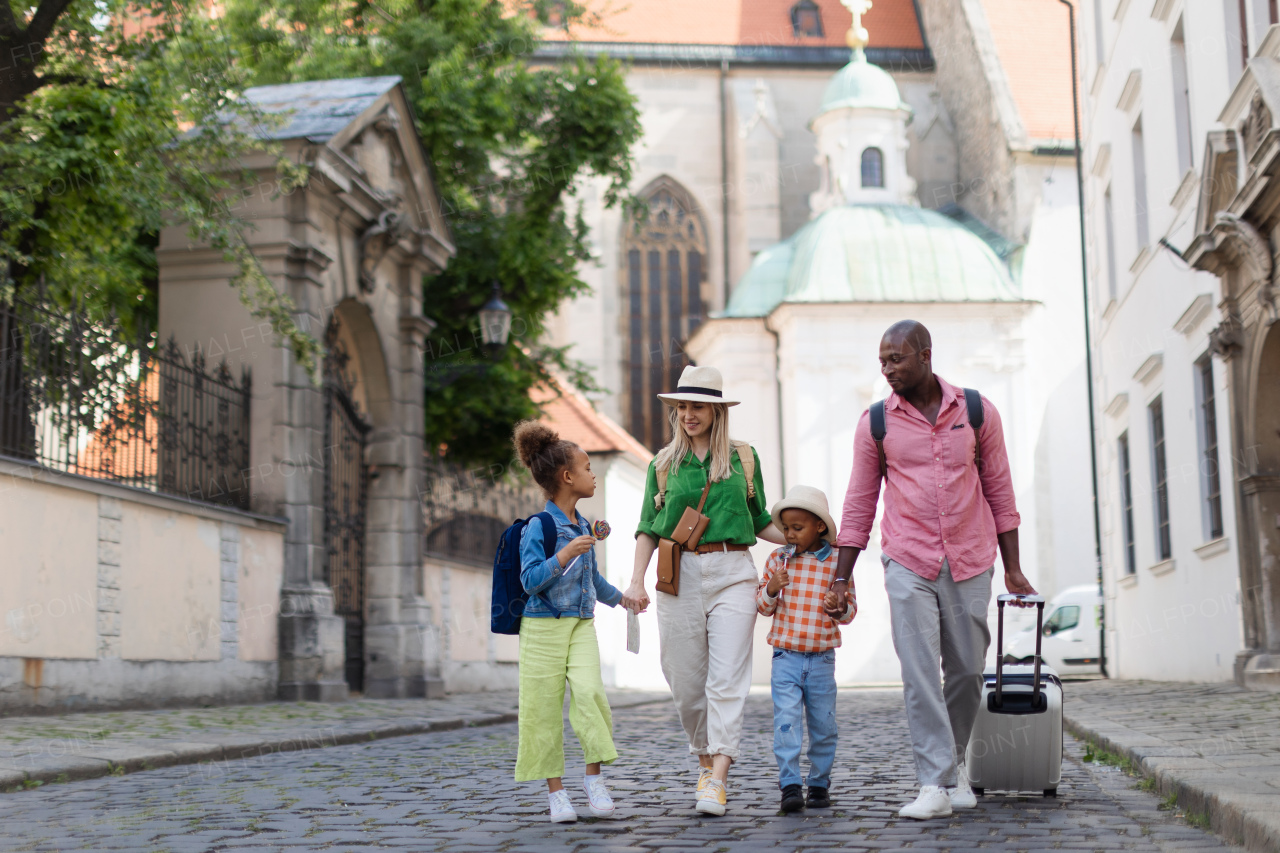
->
xmin=654 ymin=402 xmax=734 ymax=482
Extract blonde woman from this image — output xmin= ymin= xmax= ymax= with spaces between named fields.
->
xmin=622 ymin=365 xmax=785 ymax=816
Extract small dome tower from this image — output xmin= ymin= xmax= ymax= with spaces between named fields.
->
xmin=809 ymin=0 xmax=916 ymax=215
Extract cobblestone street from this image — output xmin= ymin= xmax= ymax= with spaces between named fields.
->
xmin=0 ymin=689 xmax=1237 ymax=852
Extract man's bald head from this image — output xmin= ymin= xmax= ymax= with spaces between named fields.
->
xmin=881 ymin=320 xmax=932 ymax=355
xmin=878 ymin=320 xmax=935 ymax=395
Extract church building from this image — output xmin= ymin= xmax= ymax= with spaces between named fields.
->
xmin=537 ymin=0 xmax=1097 ymax=682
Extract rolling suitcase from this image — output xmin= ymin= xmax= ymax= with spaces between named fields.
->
xmin=965 ymin=593 xmax=1063 ymax=798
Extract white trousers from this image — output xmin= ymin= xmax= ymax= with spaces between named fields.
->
xmin=656 ymin=549 xmax=758 ymax=760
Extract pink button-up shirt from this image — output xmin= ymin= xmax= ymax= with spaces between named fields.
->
xmin=836 ymin=376 xmax=1020 ymax=582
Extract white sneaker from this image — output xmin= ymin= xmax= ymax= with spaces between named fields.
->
xmin=696 ymin=778 xmax=727 ymax=816
xmin=950 ymin=764 xmax=977 ymax=809
xmin=548 ymin=789 xmax=578 ymax=823
xmin=898 ymin=785 xmax=953 ymax=820
xmin=582 ymin=775 xmax=616 ymax=818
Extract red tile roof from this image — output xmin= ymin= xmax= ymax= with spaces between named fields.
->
xmin=532 ymin=376 xmax=652 ymax=467
xmin=979 ymin=0 xmax=1076 ymax=143
xmin=541 ymin=0 xmax=923 ymax=49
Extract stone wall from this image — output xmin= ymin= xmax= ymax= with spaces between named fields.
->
xmin=0 ymin=458 xmax=284 ymax=713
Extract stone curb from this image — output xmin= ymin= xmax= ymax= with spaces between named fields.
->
xmin=1063 ymin=714 xmax=1280 ymax=853
xmin=0 ymin=695 xmax=669 ymax=794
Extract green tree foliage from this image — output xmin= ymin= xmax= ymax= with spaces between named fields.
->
xmin=2 ymin=0 xmax=641 ymax=469
xmin=0 ymin=0 xmax=319 ymax=365
xmin=220 ymin=0 xmax=643 ymax=468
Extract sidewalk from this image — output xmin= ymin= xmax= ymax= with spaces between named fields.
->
xmin=0 ymin=689 xmax=670 ymax=792
xmin=1063 ymin=679 xmax=1280 ymax=853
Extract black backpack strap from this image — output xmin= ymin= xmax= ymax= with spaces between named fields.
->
xmin=963 ymin=389 xmax=984 ymax=470
xmin=533 ymin=511 xmax=561 ymax=618
xmin=869 ymin=400 xmax=888 ymax=479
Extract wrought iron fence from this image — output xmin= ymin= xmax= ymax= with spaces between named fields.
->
xmin=422 ymin=457 xmax=545 ymax=568
xmin=0 ymin=287 xmax=252 ymax=509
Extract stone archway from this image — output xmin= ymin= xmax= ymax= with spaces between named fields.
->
xmin=329 ymin=300 xmax=393 ymax=430
xmin=1245 ymin=323 xmax=1280 ymax=657
xmin=325 ymin=298 xmax=429 ymax=698
xmin=322 ymin=312 xmax=374 ymax=692
xmin=322 ymin=295 xmax=412 ymax=696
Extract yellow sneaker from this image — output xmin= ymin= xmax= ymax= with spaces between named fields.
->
xmin=696 ymin=766 xmax=714 ymax=796
xmin=696 ymin=778 xmax=727 ymax=816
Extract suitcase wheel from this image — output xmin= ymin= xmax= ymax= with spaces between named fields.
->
xmin=973 ymin=787 xmax=984 ymax=797
xmin=1044 ymin=788 xmax=1057 ymax=798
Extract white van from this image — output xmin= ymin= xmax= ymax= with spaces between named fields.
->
xmin=1005 ymin=584 xmax=1103 ymax=676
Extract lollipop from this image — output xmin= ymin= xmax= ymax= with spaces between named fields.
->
xmin=776 ymin=543 xmax=797 ymax=599
xmin=566 ymin=520 xmax=611 ymax=575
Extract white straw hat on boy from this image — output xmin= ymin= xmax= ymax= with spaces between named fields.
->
xmin=657 ymin=365 xmax=740 ymax=407
xmin=771 ymin=485 xmax=838 ymax=540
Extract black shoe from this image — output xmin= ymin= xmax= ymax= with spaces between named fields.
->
xmin=806 ymin=786 xmax=831 ymax=808
xmin=780 ymin=784 xmax=805 ymax=813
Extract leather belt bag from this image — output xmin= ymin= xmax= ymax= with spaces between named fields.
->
xmin=655 ymin=538 xmax=682 ymax=596
xmin=655 ymin=474 xmax=713 ymax=596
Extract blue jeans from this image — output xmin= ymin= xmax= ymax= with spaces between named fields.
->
xmin=771 ymin=648 xmax=838 ymax=789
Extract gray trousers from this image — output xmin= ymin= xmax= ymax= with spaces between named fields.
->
xmin=885 ymin=556 xmax=993 ymax=787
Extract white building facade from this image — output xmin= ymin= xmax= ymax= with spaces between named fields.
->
xmin=1080 ymin=0 xmax=1280 ymax=684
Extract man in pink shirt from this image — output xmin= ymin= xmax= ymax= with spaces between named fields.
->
xmin=825 ymin=320 xmax=1035 ymax=820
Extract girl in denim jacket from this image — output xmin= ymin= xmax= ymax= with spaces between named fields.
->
xmin=512 ymin=420 xmax=625 ymax=823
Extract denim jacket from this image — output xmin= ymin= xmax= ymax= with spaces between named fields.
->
xmin=519 ymin=501 xmax=624 ymax=618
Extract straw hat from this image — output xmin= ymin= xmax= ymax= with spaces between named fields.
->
xmin=657 ymin=365 xmax=740 ymax=407
xmin=771 ymin=485 xmax=838 ymax=540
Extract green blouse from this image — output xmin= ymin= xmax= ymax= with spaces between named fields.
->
xmin=635 ymin=447 xmax=772 ymax=545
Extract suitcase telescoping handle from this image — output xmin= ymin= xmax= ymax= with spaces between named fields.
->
xmin=995 ymin=593 xmax=1045 ymax=710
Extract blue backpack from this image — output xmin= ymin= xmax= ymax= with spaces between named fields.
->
xmin=491 ymin=512 xmax=562 ymax=635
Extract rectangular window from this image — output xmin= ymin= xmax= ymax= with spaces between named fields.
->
xmin=1171 ymin=21 xmax=1194 ymax=176
xmin=1250 ymin=0 xmax=1279 ymax=45
xmin=1196 ymin=355 xmax=1225 ymax=539
xmin=1119 ymin=432 xmax=1136 ymax=575
xmin=1150 ymin=396 xmax=1172 ymax=561
xmin=1104 ymin=185 xmax=1118 ymax=301
xmin=1227 ymin=0 xmax=1246 ymax=87
xmin=647 ymin=249 xmax=664 ymax=448
xmin=1132 ymin=118 xmax=1150 ymax=250
xmin=666 ymin=249 xmax=683 ymax=394
xmin=628 ymin=250 xmax=643 ymax=434
xmin=1093 ymin=0 xmax=1107 ymax=64
xmin=687 ymin=251 xmax=703 ymax=337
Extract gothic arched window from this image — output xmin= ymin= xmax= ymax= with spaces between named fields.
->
xmin=622 ymin=179 xmax=708 ymax=451
xmin=861 ymin=147 xmax=884 ymax=188
xmin=791 ymin=0 xmax=824 ymax=37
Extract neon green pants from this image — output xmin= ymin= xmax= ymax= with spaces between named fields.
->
xmin=515 ymin=616 xmax=617 ymax=782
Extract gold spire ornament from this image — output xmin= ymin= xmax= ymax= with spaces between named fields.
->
xmin=841 ymin=0 xmax=872 ymax=53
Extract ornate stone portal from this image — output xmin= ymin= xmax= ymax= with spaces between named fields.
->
xmin=1187 ymin=53 xmax=1280 ymax=687
xmin=157 ymin=77 xmax=455 ymax=700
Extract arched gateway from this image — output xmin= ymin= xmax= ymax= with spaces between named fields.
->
xmin=157 ymin=76 xmax=455 ymax=701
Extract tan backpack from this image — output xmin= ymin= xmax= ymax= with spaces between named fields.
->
xmin=654 ymin=440 xmax=756 ymax=510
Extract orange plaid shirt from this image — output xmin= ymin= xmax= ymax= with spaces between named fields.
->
xmin=756 ymin=541 xmax=857 ymax=652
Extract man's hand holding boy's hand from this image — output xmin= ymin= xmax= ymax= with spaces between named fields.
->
xmin=766 ymin=566 xmax=791 ymax=596
xmin=823 ymin=589 xmax=855 ymax=618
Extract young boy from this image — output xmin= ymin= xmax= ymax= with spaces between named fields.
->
xmin=756 ymin=485 xmax=856 ymax=813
